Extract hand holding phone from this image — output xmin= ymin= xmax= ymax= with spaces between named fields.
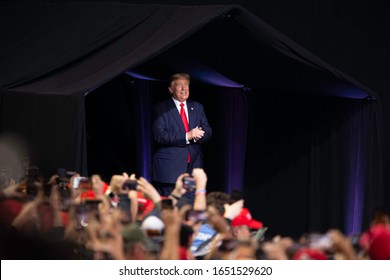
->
xmin=161 ymin=198 xmax=173 ymax=210
xmin=118 ymin=194 xmax=132 ymax=224
xmin=73 ymin=177 xmax=91 ymax=190
xmin=122 ymin=179 xmax=137 ymax=191
xmin=253 ymin=227 xmax=268 ymax=241
xmin=308 ymin=233 xmax=333 ymax=250
xmin=74 ymin=204 xmax=88 ymax=231
xmin=182 ymin=176 xmax=196 ymax=191
xmin=188 ymin=210 xmax=208 ymax=222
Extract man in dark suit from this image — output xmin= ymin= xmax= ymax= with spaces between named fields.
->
xmin=152 ymin=73 xmax=212 ymax=199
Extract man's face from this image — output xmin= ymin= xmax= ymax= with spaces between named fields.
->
xmin=233 ymin=225 xmax=252 ymax=240
xmin=169 ymin=78 xmax=190 ymax=102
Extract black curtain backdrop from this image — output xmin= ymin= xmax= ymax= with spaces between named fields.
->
xmin=0 ymin=90 xmax=87 ymax=177
xmin=244 ymin=93 xmax=382 ymax=238
xmin=85 ymin=75 xmax=138 ymax=182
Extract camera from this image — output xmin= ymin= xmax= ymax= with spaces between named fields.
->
xmin=73 ymin=177 xmax=82 ymax=189
xmin=57 ymin=168 xmax=77 ymax=187
xmin=73 ymin=177 xmax=91 ymax=190
xmin=122 ymin=179 xmax=137 ymax=191
xmin=218 ymin=238 xmax=239 ymax=252
xmin=182 ymin=176 xmax=196 ymax=191
xmin=308 ymin=233 xmax=333 ymax=250
xmin=188 ymin=210 xmax=208 ymax=222
xmin=74 ymin=199 xmax=102 ymax=230
xmin=253 ymin=227 xmax=268 ymax=241
xmin=84 ymin=199 xmax=102 ymax=220
xmin=59 ymin=185 xmax=71 ymax=211
xmin=118 ymin=194 xmax=132 ymax=224
xmin=74 ymin=204 xmax=88 ymax=231
xmin=25 ymin=166 xmax=43 ymax=199
xmin=161 ymin=198 xmax=174 ymax=210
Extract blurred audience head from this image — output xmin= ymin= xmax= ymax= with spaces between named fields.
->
xmin=206 ymin=191 xmax=230 ymax=216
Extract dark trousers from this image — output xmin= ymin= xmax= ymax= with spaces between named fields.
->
xmin=153 ymin=163 xmax=196 ymax=203
xmin=153 ymin=181 xmax=174 ymax=198
xmin=153 ymin=180 xmax=195 ymax=205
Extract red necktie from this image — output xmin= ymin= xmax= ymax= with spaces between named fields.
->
xmin=180 ymin=103 xmax=190 ymax=163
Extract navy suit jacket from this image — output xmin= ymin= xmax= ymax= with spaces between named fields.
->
xmin=152 ymin=98 xmax=212 ymax=184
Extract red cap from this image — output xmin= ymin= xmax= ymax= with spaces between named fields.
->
xmin=0 ymin=199 xmax=23 ymax=225
xmin=80 ymin=181 xmax=109 ymax=199
xmin=292 ymin=248 xmax=328 ymax=260
xmin=179 ymin=246 xmax=189 ymax=260
xmin=137 ymin=193 xmax=154 ymax=213
xmin=231 ymin=208 xmax=263 ymax=229
xmin=366 ymin=224 xmax=390 ymax=260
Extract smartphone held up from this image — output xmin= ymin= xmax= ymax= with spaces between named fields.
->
xmin=182 ymin=176 xmax=196 ymax=191
xmin=73 ymin=177 xmax=92 ymax=190
xmin=122 ymin=179 xmax=137 ymax=191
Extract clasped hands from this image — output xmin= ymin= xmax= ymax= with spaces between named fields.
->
xmin=187 ymin=126 xmax=205 ymax=142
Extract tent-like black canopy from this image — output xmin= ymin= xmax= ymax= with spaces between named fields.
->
xmin=0 ymin=2 xmax=377 ymax=98
xmin=0 ymin=2 xmax=383 ymax=237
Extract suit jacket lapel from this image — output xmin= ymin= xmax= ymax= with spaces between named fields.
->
xmin=187 ymin=100 xmax=195 ymax=129
xmin=168 ymin=99 xmax=186 ymax=132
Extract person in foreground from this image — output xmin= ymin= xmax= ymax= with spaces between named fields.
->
xmin=152 ymin=73 xmax=212 ymax=199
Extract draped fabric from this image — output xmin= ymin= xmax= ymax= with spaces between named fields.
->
xmin=0 ymin=3 xmax=232 ymax=92
xmin=244 ymin=93 xmax=383 ymax=237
